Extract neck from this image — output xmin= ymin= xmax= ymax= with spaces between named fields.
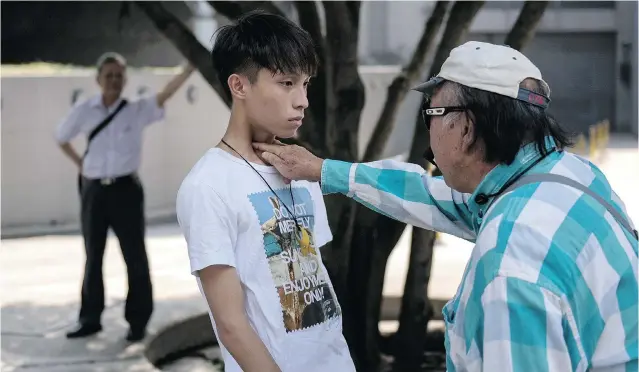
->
xmin=219 ymin=108 xmax=276 ymax=165
xmin=455 ymin=160 xmax=497 ymax=194
xmin=102 ymin=94 xmax=119 ymax=107
xmin=469 ymin=162 xmax=498 ymax=192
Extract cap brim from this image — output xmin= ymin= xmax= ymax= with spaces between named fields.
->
xmin=411 ymin=77 xmax=444 ymax=96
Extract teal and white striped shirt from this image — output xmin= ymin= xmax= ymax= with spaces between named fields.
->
xmin=320 ymin=139 xmax=638 ymax=371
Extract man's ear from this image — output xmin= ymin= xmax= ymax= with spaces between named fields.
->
xmin=228 ymin=74 xmax=248 ymax=100
xmin=460 ymin=112 xmax=476 ymax=152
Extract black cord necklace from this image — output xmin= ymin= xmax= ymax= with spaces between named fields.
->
xmin=220 ymin=139 xmax=301 ymax=233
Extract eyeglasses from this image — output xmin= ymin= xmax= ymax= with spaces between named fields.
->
xmin=421 ymin=106 xmax=467 ymax=130
xmin=420 ymin=105 xmax=467 ymax=169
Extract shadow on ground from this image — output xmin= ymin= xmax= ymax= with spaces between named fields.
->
xmin=0 ymin=295 xmax=207 ymax=371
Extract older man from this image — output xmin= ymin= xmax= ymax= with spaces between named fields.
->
xmin=253 ymin=41 xmax=638 ymax=371
xmin=56 ymin=52 xmax=194 ymax=341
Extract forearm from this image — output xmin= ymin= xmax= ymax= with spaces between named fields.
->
xmin=217 ymin=319 xmax=281 ymax=372
xmin=59 ymin=142 xmax=82 ymax=168
xmin=321 ymin=159 xmax=475 ymax=240
xmin=156 ymin=65 xmax=194 ymax=106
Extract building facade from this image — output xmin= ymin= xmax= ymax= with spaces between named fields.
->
xmin=358 ymin=1 xmax=638 ymax=136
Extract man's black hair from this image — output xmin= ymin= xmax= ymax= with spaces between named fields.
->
xmin=211 ymin=10 xmax=319 ymax=101
xmin=449 ymin=79 xmax=574 ymax=165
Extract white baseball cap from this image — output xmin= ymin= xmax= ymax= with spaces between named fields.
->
xmin=413 ymin=41 xmax=550 ymax=109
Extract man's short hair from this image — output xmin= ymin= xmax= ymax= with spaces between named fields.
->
xmin=211 ymin=10 xmax=319 ymax=101
xmin=96 ymin=52 xmax=127 ymax=73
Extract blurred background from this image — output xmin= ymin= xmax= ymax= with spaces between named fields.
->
xmin=1 ymin=1 xmax=637 ymax=371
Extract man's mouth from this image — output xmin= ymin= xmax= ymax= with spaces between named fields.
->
xmin=289 ymin=117 xmax=303 ymax=126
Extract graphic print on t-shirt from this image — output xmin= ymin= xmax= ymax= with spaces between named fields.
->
xmin=248 ymin=186 xmax=341 ymax=332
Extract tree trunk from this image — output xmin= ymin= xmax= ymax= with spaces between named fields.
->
xmin=504 ymin=1 xmax=549 ymax=51
xmin=393 ymin=1 xmax=485 ymax=369
xmin=134 ymin=1 xmax=231 ymax=107
xmin=393 ymin=226 xmax=437 ymax=371
xmin=395 ymin=0 xmax=549 ymax=368
xmin=362 ymin=1 xmax=450 ymax=162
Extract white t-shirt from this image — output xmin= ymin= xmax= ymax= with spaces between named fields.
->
xmin=176 ymin=148 xmax=355 ymax=372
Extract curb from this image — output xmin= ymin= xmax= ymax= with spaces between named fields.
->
xmin=143 ymin=296 xmax=448 ymax=368
xmin=145 ymin=313 xmax=217 ymax=367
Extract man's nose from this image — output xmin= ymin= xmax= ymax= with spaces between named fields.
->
xmin=293 ymin=88 xmax=309 ymax=110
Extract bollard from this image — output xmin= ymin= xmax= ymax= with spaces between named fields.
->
xmin=574 ymin=133 xmax=587 ymax=155
xmin=589 ymin=125 xmax=598 ymax=158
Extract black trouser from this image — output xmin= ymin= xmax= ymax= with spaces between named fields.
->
xmin=78 ymin=174 xmax=153 ymax=331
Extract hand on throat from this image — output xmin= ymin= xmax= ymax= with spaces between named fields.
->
xmin=220 ymin=121 xmax=276 ymax=166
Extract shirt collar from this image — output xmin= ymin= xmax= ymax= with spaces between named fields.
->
xmin=90 ymin=95 xmax=123 ymax=110
xmin=467 ymin=136 xmax=558 ymax=218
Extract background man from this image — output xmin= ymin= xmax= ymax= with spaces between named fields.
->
xmin=55 ymin=52 xmax=195 ymax=341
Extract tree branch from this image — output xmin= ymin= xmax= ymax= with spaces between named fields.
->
xmin=322 ymin=1 xmax=364 ymax=161
xmin=504 ymin=1 xmax=549 ymax=51
xmin=428 ymin=1 xmax=485 ymax=78
xmin=362 ymin=1 xmax=450 ymax=162
xmin=207 ymin=1 xmax=285 ymax=20
xmin=293 ymin=1 xmax=328 ymax=152
xmin=294 ymin=1 xmax=324 ymax=60
xmin=134 ymin=1 xmax=231 ymax=107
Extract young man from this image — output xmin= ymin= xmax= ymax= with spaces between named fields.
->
xmin=175 ymin=11 xmax=355 ymax=372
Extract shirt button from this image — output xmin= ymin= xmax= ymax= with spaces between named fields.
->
xmin=478 ymin=210 xmax=484 ymax=218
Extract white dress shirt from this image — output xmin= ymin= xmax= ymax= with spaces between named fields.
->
xmin=55 ymin=95 xmax=165 ymax=179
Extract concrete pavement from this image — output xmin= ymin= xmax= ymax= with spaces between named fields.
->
xmin=1 ymin=134 xmax=636 ymax=371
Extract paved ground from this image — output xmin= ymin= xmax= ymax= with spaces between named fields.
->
xmin=2 ymin=134 xmax=637 ymax=371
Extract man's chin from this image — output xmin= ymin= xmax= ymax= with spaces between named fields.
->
xmin=276 ymin=130 xmax=298 ymax=140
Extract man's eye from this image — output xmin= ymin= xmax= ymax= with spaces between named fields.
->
xmin=280 ymin=81 xmax=294 ymax=87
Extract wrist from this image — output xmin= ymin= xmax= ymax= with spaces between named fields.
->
xmin=311 ymin=158 xmax=324 ymax=182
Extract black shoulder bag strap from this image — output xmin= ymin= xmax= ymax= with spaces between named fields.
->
xmin=82 ymin=99 xmax=128 ymax=158
xmin=488 ymin=173 xmax=639 ymax=240
xmin=77 ymin=99 xmax=128 ymax=193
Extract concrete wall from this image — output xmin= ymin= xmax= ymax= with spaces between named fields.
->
xmin=0 ymin=67 xmax=422 ymax=234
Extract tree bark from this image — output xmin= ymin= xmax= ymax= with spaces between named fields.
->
xmin=393 ymin=226 xmax=437 ymax=371
xmin=362 ymin=1 xmax=449 ymax=162
xmin=134 ymin=1 xmax=231 ymax=107
xmin=504 ymin=1 xmax=549 ymax=51
xmin=293 ymin=1 xmax=328 ymax=151
xmin=393 ymin=1 xmax=485 ymax=368
xmin=428 ymin=1 xmax=485 ymax=79
xmin=395 ymin=0 xmax=549 ymax=368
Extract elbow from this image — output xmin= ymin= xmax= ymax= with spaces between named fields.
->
xmin=215 ymin=315 xmax=248 ymax=344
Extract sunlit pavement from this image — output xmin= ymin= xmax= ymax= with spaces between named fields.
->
xmin=1 ymin=134 xmax=636 ymax=371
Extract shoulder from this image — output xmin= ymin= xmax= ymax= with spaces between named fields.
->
xmin=68 ymin=95 xmax=99 ymax=114
xmin=177 ymin=149 xmax=236 ymax=202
